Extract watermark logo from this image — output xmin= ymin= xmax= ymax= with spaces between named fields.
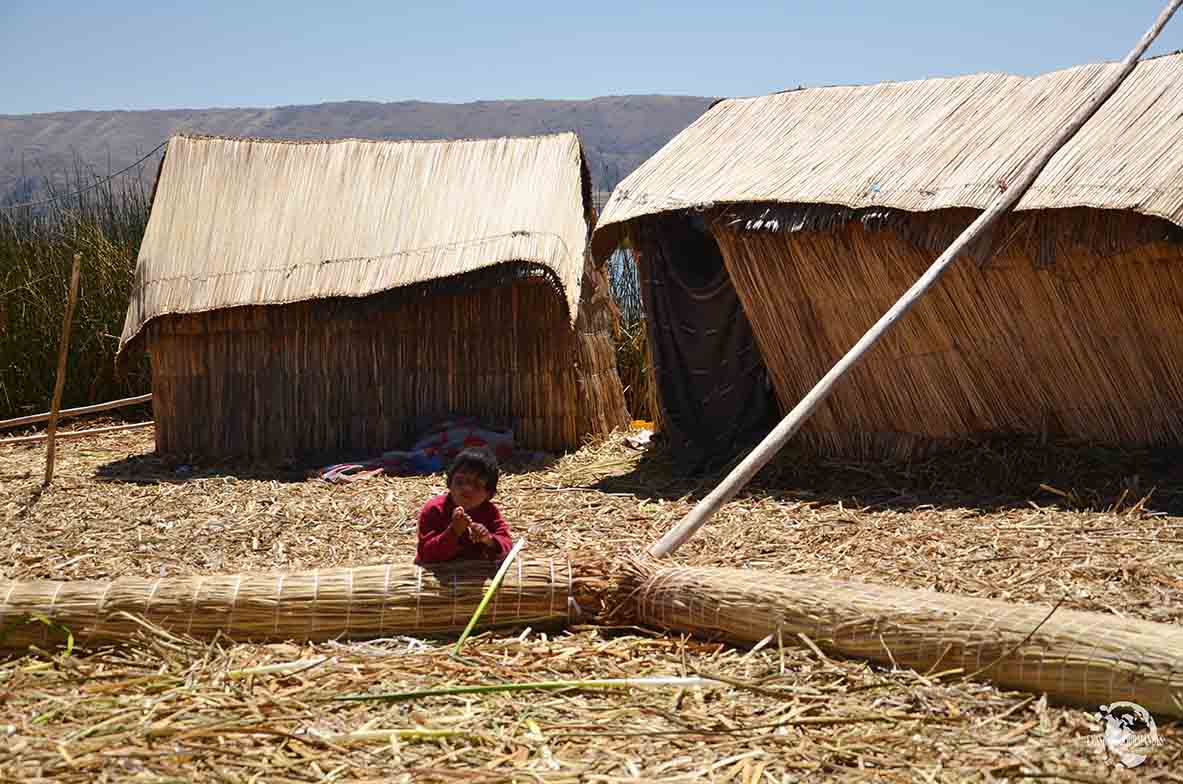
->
xmin=1088 ymin=701 xmax=1163 ymax=768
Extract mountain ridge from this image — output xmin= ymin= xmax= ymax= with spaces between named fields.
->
xmin=0 ymin=95 xmax=716 ymax=204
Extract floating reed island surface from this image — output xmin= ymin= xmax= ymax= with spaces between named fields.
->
xmin=2 ymin=424 xmax=1182 ymax=780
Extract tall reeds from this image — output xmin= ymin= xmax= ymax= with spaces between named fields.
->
xmin=607 ymin=248 xmax=654 ymax=420
xmin=0 ymin=159 xmax=157 ymax=419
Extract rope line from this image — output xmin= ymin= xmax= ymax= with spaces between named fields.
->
xmin=143 ymin=578 xmax=163 ymax=622
xmin=273 ymin=575 xmax=286 ymax=636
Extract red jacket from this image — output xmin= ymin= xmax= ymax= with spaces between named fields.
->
xmin=416 ymin=493 xmax=513 ymax=563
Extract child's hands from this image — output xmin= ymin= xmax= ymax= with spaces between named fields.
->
xmin=451 ymin=506 xmax=472 ymax=536
xmin=468 ymin=522 xmax=493 ymax=547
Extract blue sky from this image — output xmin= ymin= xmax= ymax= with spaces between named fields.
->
xmin=2 ymin=1 xmax=1181 ymax=113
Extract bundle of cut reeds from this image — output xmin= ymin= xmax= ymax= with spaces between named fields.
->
xmin=7 ymin=557 xmax=1181 ymax=718
xmin=0 ymin=559 xmax=578 ymax=651
xmin=616 ymin=561 xmax=1183 ymax=717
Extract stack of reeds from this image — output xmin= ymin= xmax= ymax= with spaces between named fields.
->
xmin=615 ymin=560 xmax=1183 ymax=717
xmin=0 ymin=559 xmax=579 ymax=651
xmin=574 ymin=253 xmax=633 ymax=438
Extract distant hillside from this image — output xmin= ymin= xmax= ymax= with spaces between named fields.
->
xmin=0 ymin=96 xmax=715 ymax=205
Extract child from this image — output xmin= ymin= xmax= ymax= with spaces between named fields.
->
xmin=416 ymin=447 xmax=513 ymax=563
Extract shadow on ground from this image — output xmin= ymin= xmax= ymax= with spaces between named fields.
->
xmin=592 ymin=435 xmax=1183 ymax=516
xmin=95 ymin=447 xmax=560 ymax=486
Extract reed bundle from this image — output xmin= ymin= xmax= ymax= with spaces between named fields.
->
xmin=713 ymin=210 xmax=1183 ymax=460
xmin=572 ymin=255 xmax=632 ymax=440
xmin=617 ymin=561 xmax=1183 ymax=717
xmin=7 ymin=544 xmax=1180 ymax=718
xmin=0 ymin=559 xmax=578 ymax=651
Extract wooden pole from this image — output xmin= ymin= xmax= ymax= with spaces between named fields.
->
xmin=43 ymin=254 xmax=82 ymax=487
xmin=0 ymin=393 xmax=152 ymax=432
xmin=648 ymin=0 xmax=1183 ymax=559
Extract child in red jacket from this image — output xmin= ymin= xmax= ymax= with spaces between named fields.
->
xmin=416 ymin=447 xmax=513 ymax=563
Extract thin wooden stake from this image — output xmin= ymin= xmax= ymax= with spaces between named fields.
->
xmin=648 ymin=0 xmax=1183 ymax=558
xmin=44 ymin=254 xmax=82 ymax=487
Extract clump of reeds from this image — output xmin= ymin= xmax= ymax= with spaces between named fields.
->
xmin=606 ymin=248 xmax=655 ymax=420
xmin=0 ymin=158 xmax=157 ymax=419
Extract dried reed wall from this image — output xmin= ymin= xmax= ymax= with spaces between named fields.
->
xmin=147 ymin=274 xmax=625 ymax=459
xmin=712 ymin=210 xmax=1183 ymax=460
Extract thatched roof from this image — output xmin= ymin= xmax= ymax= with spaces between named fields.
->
xmin=119 ymin=132 xmax=592 ymax=356
xmin=594 ymin=53 xmax=1183 ymax=252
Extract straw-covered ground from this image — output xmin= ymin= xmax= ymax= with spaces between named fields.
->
xmin=2 ymin=423 xmax=1181 ymax=782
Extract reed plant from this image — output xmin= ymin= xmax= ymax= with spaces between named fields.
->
xmin=0 ymin=160 xmax=157 ymax=419
xmin=606 ymin=248 xmax=653 ymax=421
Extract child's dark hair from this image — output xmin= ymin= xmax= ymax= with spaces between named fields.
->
xmin=446 ymin=447 xmax=500 ymax=497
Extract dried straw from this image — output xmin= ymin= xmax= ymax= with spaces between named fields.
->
xmin=7 ymin=537 xmax=1180 ymax=720
xmin=619 ymin=560 xmax=1183 ymax=717
xmin=1 ymin=428 xmax=1181 ymax=780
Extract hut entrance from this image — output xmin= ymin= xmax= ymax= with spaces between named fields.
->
xmin=633 ymin=214 xmax=776 ymax=468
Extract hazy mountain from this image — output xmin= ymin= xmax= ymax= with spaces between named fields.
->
xmin=0 ymin=95 xmax=716 ymax=205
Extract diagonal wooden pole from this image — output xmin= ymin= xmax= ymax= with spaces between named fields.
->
xmin=649 ymin=0 xmax=1183 ymax=558
xmin=43 ymin=253 xmax=83 ymax=487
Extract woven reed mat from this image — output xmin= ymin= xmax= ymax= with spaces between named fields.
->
xmin=615 ymin=561 xmax=1183 ymax=717
xmin=0 ymin=559 xmax=593 ymax=651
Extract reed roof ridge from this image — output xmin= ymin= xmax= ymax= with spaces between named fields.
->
xmin=169 ymin=130 xmax=583 ymax=147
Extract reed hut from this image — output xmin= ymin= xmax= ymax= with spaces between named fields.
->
xmin=594 ymin=53 xmax=1183 ymax=460
xmin=118 ymin=133 xmax=627 ymax=458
